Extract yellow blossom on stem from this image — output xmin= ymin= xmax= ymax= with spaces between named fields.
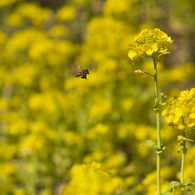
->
xmin=128 ymin=28 xmax=173 ymax=64
xmin=177 ymin=124 xmax=186 ymax=131
xmin=177 ymin=135 xmax=194 ymax=146
xmin=178 ymin=135 xmax=184 ymax=145
xmin=162 ymin=88 xmax=195 ymax=131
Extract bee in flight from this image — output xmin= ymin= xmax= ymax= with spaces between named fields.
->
xmin=75 ymin=66 xmax=90 ymax=80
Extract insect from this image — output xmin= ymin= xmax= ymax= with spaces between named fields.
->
xmin=75 ymin=66 xmax=90 ymax=80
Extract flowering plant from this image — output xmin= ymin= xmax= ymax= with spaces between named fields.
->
xmin=162 ymin=88 xmax=195 ymax=131
xmin=161 ymin=88 xmax=195 ymax=194
xmin=128 ymin=28 xmax=173 ymax=64
xmin=129 ymin=28 xmax=195 ymax=195
xmin=128 ymin=28 xmax=174 ymax=195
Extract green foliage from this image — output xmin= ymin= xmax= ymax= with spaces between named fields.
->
xmin=162 ymin=181 xmax=195 ymax=195
xmin=0 ymin=0 xmax=195 ymax=195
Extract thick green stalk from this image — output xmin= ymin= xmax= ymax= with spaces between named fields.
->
xmin=153 ymin=55 xmax=161 ymax=195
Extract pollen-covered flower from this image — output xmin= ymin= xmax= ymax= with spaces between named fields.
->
xmin=128 ymin=28 xmax=173 ymax=64
xmin=162 ymin=88 xmax=195 ymax=131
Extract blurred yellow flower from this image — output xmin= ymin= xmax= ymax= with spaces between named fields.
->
xmin=14 ymin=189 xmax=26 ymax=195
xmin=7 ymin=13 xmax=23 ymax=26
xmin=124 ymin=176 xmax=135 ymax=187
xmin=7 ymin=2 xmax=51 ymax=26
xmin=0 ymin=0 xmax=22 ymax=8
xmin=48 ymin=25 xmax=67 ymax=37
xmin=0 ymin=162 xmax=17 ymax=178
xmin=8 ymin=119 xmax=29 ymax=136
xmin=64 ymin=131 xmax=83 ymax=146
xmin=89 ymin=98 xmax=112 ymax=120
xmin=63 ymin=162 xmax=123 ymax=195
xmin=13 ymin=63 xmax=38 ymax=86
xmin=56 ymin=5 xmax=76 ymax=22
xmin=19 ymin=134 xmax=46 ymax=155
xmin=104 ymin=153 xmax=126 ymax=169
xmin=87 ymin=123 xmax=109 ymax=139
xmin=0 ymin=144 xmax=16 ymax=160
xmin=28 ymin=92 xmax=57 ymax=116
xmin=6 ymin=28 xmax=45 ymax=52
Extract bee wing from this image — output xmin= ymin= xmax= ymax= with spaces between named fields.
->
xmin=78 ymin=65 xmax=83 ymax=70
xmin=75 ymin=72 xmax=82 ymax=77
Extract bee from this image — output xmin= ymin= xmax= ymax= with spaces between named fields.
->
xmin=75 ymin=66 xmax=90 ymax=80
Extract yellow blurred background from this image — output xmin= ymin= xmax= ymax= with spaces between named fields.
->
xmin=0 ymin=0 xmax=195 ymax=195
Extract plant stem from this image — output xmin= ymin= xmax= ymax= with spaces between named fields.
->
xmin=181 ymin=130 xmax=186 ymax=194
xmin=153 ymin=54 xmax=161 ymax=195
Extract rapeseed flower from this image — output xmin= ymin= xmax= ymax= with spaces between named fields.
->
xmin=56 ymin=5 xmax=76 ymax=22
xmin=162 ymin=88 xmax=195 ymax=131
xmin=63 ymin=162 xmax=123 ymax=195
xmin=128 ymin=28 xmax=173 ymax=64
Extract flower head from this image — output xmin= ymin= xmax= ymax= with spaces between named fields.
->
xmin=128 ymin=28 xmax=173 ymax=64
xmin=162 ymin=88 xmax=195 ymax=131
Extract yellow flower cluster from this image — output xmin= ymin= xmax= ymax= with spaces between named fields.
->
xmin=162 ymin=88 xmax=195 ymax=131
xmin=128 ymin=28 xmax=173 ymax=64
xmin=7 ymin=2 xmax=50 ymax=27
xmin=56 ymin=5 xmax=76 ymax=22
xmin=63 ymin=162 xmax=123 ymax=195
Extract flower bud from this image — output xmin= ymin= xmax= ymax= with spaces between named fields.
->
xmin=134 ymin=69 xmax=144 ymax=76
xmin=178 ymin=135 xmax=184 ymax=145
xmin=160 ymin=93 xmax=167 ymax=100
xmin=177 ymin=124 xmax=186 ymax=131
xmin=178 ymin=135 xmax=183 ymax=142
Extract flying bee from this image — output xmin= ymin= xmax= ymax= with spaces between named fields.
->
xmin=75 ymin=66 xmax=91 ymax=80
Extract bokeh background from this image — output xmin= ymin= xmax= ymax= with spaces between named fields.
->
xmin=0 ymin=0 xmax=195 ymax=195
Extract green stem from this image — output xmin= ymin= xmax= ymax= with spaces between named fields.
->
xmin=153 ymin=54 xmax=161 ymax=195
xmin=181 ymin=130 xmax=186 ymax=194
xmin=144 ymin=71 xmax=154 ymax=77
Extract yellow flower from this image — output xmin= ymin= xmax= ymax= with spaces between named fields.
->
xmin=178 ymin=135 xmax=184 ymax=142
xmin=0 ymin=0 xmax=22 ymax=8
xmin=177 ymin=124 xmax=186 ymax=131
xmin=56 ymin=5 xmax=76 ymax=22
xmin=49 ymin=25 xmax=67 ymax=37
xmin=128 ymin=50 xmax=139 ymax=63
xmin=63 ymin=162 xmax=123 ymax=195
xmin=162 ymin=88 xmax=195 ymax=131
xmin=128 ymin=28 xmax=173 ymax=64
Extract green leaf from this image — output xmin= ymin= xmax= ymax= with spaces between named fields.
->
xmin=144 ymin=140 xmax=157 ymax=148
xmin=183 ymin=181 xmax=191 ymax=186
xmin=166 ymin=181 xmax=181 ymax=192
xmin=190 ymin=182 xmax=195 ymax=187
xmin=162 ymin=146 xmax=166 ymax=152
